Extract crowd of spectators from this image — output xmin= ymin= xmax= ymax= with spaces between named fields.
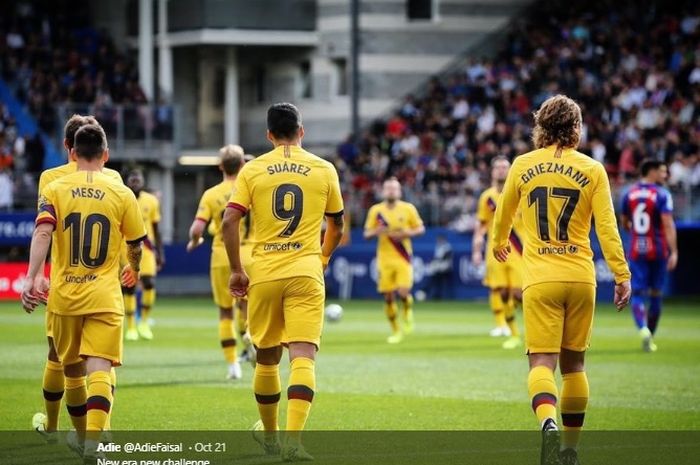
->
xmin=336 ymin=0 xmax=700 ymax=227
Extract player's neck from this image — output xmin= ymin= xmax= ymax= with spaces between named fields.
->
xmin=75 ymin=159 xmax=103 ymax=172
xmin=273 ymin=140 xmax=301 ymax=149
xmin=384 ymin=200 xmax=398 ymax=209
xmin=223 ymin=174 xmax=236 ymax=182
xmin=640 ymin=177 xmax=655 ymax=185
xmin=492 ymin=181 xmax=504 ymax=193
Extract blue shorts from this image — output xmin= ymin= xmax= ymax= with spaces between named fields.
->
xmin=630 ymin=259 xmax=667 ymax=294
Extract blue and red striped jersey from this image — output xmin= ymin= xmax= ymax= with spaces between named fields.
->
xmin=621 ymin=182 xmax=673 ymax=260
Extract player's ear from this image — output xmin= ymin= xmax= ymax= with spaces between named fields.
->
xmin=298 ymin=125 xmax=305 ymax=142
xmin=69 ymin=147 xmax=77 ymax=161
xmin=63 ymin=138 xmax=71 ymax=152
xmin=102 ymin=149 xmax=110 ymax=164
xmin=266 ymin=130 xmax=274 ymax=145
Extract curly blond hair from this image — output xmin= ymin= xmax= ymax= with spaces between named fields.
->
xmin=532 ymin=95 xmax=582 ymax=150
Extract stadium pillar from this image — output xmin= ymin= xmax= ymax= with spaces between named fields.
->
xmin=139 ymin=0 xmax=155 ymax=101
xmin=157 ymin=0 xmax=173 ymax=101
xmin=224 ymin=47 xmax=240 ymax=144
xmin=350 ymin=0 xmax=360 ymax=142
xmin=161 ymin=166 xmax=175 ymax=243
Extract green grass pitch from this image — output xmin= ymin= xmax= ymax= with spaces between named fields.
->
xmin=1 ymin=298 xmax=699 ymax=430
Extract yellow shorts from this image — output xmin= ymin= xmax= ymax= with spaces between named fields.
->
xmin=484 ymin=253 xmax=523 ymax=289
xmin=52 ymin=312 xmax=124 ymax=366
xmin=211 ymin=265 xmax=234 ymax=309
xmin=140 ymin=246 xmax=158 ymax=277
xmin=247 ymin=277 xmax=325 ymax=349
xmin=377 ymin=260 xmax=413 ymax=293
xmin=523 ymin=282 xmax=596 ymax=353
xmin=45 ymin=310 xmax=53 ymax=338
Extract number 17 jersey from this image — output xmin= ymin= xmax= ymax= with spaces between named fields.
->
xmin=227 ymin=145 xmax=344 ymax=286
xmin=492 ymin=146 xmax=630 ymax=289
xmin=36 ymin=171 xmax=147 ymax=315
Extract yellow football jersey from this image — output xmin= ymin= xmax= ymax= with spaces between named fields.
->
xmin=136 ymin=190 xmax=161 ymax=251
xmin=228 ymin=145 xmax=344 ymax=285
xmin=36 ymin=171 xmax=146 ymax=315
xmin=492 ymin=146 xmax=630 ymax=289
xmin=38 ymin=161 xmax=122 ymax=204
xmin=364 ymin=201 xmax=424 ymax=264
xmin=196 ymin=179 xmax=255 ymax=268
xmin=477 ymin=186 xmax=525 ymax=256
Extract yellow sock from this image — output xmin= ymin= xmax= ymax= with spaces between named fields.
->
xmin=504 ymin=297 xmax=519 ymax=337
xmin=142 ymin=288 xmax=155 ymax=321
xmin=490 ymin=291 xmax=506 ymax=327
xmin=86 ymin=371 xmax=112 ymax=442
xmin=401 ymin=295 xmax=414 ymax=321
xmin=219 ymin=318 xmax=237 ymax=363
xmin=528 ymin=366 xmax=558 ymax=428
xmin=561 ymin=371 xmax=589 ymax=449
xmin=104 ymin=368 xmax=116 ymax=430
xmin=384 ymin=301 xmax=400 ymax=333
xmin=65 ymin=375 xmax=87 ymax=436
xmin=124 ymin=293 xmax=137 ymax=330
xmin=235 ymin=304 xmax=247 ymax=335
xmin=254 ymin=364 xmax=281 ymax=433
xmin=286 ymin=357 xmax=315 ymax=441
xmin=42 ymin=360 xmax=64 ymax=431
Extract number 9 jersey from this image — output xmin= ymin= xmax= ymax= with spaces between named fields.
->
xmin=492 ymin=146 xmax=630 ymax=289
xmin=227 ymin=145 xmax=344 ymax=286
xmin=36 ymin=171 xmax=147 ymax=315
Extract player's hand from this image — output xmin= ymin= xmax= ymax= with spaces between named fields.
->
xmin=21 ymin=275 xmax=49 ymax=313
xmin=493 ymin=245 xmax=510 ymax=263
xmin=471 ymin=250 xmax=483 ymax=266
xmin=667 ymin=251 xmax=678 ymax=271
xmin=614 ymin=280 xmax=631 ymax=311
xmin=156 ymin=253 xmax=165 ymax=271
xmin=388 ymin=229 xmax=408 ymax=241
xmin=186 ymin=237 xmax=204 ymax=252
xmin=121 ymin=265 xmax=139 ymax=288
xmin=229 ymin=270 xmax=249 ymax=298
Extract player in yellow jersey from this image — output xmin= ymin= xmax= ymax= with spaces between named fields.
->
xmin=187 ymin=145 xmax=255 ymax=380
xmin=122 ymin=168 xmax=164 ymax=341
xmin=472 ymin=156 xmax=524 ymax=349
xmin=21 ymin=124 xmax=146 ymax=463
xmin=222 ymin=103 xmax=344 ymax=461
xmin=32 ymin=115 xmax=124 ymax=442
xmin=492 ymin=95 xmax=631 ymax=465
xmin=364 ymin=178 xmax=425 ymax=344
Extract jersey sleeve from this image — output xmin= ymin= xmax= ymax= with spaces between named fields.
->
xmin=492 ymin=162 xmax=521 ymax=249
xmin=620 ymin=191 xmax=630 ymax=217
xmin=660 ymin=189 xmax=673 ymax=214
xmin=227 ymin=168 xmax=251 ymax=215
xmin=325 ymin=165 xmax=344 ymax=216
xmin=151 ymin=196 xmax=162 ymax=223
xmin=36 ymin=184 xmax=57 ymax=228
xmin=195 ymin=190 xmax=213 ymax=223
xmin=407 ymin=203 xmax=424 ymax=228
xmin=364 ymin=205 xmax=378 ymax=231
xmin=105 ymin=168 xmax=124 ymax=185
xmin=122 ymin=191 xmax=148 ymax=243
xmin=476 ymin=191 xmax=492 ymax=224
xmin=591 ymin=164 xmax=631 ymax=284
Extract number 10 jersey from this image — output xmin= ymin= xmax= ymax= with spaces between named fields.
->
xmin=36 ymin=170 xmax=147 ymax=315
xmin=227 ymin=144 xmax=344 ymax=286
xmin=492 ymin=145 xmax=630 ymax=289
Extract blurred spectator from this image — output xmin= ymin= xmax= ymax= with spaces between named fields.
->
xmin=0 ymin=167 xmax=13 ymax=211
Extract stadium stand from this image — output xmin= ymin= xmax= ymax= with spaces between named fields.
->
xmin=338 ymin=0 xmax=700 ymax=227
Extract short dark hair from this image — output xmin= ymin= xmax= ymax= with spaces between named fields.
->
xmin=267 ymin=103 xmax=302 ymax=140
xmin=640 ymin=159 xmax=664 ymax=177
xmin=73 ymin=124 xmax=107 ymax=161
xmin=64 ymin=114 xmax=99 ymax=149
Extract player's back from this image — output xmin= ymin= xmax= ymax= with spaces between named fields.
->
xmin=38 ymin=171 xmax=144 ymax=314
xmin=201 ymin=180 xmax=235 ymax=248
xmin=622 ymin=182 xmax=671 ymax=261
xmin=507 ymin=146 xmax=616 ymax=287
xmin=232 ymin=145 xmax=341 ymax=285
xmin=39 ymin=161 xmax=122 ymax=193
xmin=136 ymin=190 xmax=160 ymax=241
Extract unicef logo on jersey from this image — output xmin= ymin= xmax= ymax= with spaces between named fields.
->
xmin=568 ymin=245 xmax=578 ymax=254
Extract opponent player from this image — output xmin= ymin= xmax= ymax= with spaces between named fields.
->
xmin=620 ymin=159 xmax=677 ymax=352
xmin=472 ymin=156 xmax=524 ymax=348
xmin=32 ymin=115 xmax=123 ymax=441
xmin=187 ymin=144 xmax=254 ymax=380
xmin=364 ymin=178 xmax=425 ymax=344
xmin=122 ymin=168 xmax=164 ymax=340
xmin=22 ymin=124 xmax=145 ymax=463
xmin=492 ymin=95 xmax=631 ymax=465
xmin=222 ymin=103 xmax=344 ymax=460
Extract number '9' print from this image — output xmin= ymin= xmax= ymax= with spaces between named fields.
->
xmin=273 ymin=184 xmax=304 ymax=237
